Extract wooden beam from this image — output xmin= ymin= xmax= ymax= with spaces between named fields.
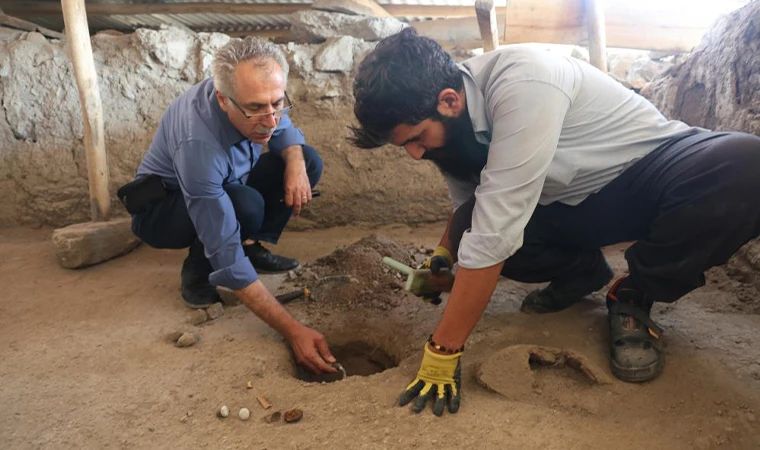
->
xmin=0 ymin=2 xmax=481 ymax=18
xmin=61 ymin=0 xmax=110 ymax=221
xmin=226 ymin=29 xmax=290 ymax=40
xmin=475 ymin=0 xmax=499 ymax=52
xmin=383 ymin=5 xmax=482 ymax=17
xmin=3 ymin=2 xmax=305 ymax=17
xmin=312 ymin=0 xmax=391 ymax=18
xmin=0 ymin=13 xmax=66 ymax=39
xmin=585 ymin=0 xmax=607 ymax=71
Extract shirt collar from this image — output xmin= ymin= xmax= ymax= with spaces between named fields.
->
xmin=457 ymin=63 xmax=490 ymax=135
xmin=207 ymin=82 xmax=248 ymax=147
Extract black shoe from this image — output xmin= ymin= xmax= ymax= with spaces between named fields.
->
xmin=244 ymin=242 xmax=300 ymax=274
xmin=180 ymin=240 xmax=221 ymax=309
xmin=521 ymin=252 xmax=614 ymax=314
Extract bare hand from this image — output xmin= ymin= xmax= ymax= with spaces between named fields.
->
xmin=288 ymin=324 xmax=337 ymax=374
xmin=284 ymin=161 xmax=311 ymax=217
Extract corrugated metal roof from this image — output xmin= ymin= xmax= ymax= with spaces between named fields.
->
xmin=7 ymin=0 xmax=752 ymax=35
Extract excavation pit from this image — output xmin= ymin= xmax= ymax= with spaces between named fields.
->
xmin=294 ymin=341 xmax=397 ymax=383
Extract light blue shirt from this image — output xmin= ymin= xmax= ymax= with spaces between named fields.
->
xmin=137 ymin=78 xmax=306 ymax=289
xmin=450 ymin=46 xmax=700 ymax=270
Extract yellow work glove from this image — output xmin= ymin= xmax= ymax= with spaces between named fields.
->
xmin=422 ymin=246 xmax=454 ymax=274
xmin=398 ymin=343 xmax=462 ymax=416
xmin=419 ymin=246 xmax=455 ymax=305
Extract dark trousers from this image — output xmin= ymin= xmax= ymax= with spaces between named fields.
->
xmin=449 ymin=131 xmax=760 ymax=303
xmin=132 ymin=145 xmax=323 ymax=250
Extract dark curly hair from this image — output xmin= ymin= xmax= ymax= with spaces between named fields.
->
xmin=349 ymin=28 xmax=464 ymax=149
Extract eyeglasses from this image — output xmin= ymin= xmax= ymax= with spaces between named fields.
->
xmin=228 ymin=92 xmax=293 ymax=121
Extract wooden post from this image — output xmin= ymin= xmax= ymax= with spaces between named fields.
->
xmin=586 ymin=0 xmax=607 ymax=71
xmin=475 ymin=0 xmax=499 ymax=52
xmin=61 ymin=0 xmax=110 ymax=221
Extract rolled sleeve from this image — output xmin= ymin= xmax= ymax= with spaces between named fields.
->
xmin=174 ymin=139 xmax=259 ymax=289
xmin=458 ymin=80 xmax=571 ymax=269
xmin=267 ymin=113 xmax=306 ymax=155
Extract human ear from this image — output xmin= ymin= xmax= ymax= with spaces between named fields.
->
xmin=436 ymin=88 xmax=464 ymax=118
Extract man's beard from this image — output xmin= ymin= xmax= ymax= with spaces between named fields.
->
xmin=421 ymin=112 xmax=489 ymax=183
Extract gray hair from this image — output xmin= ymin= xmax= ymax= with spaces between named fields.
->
xmin=212 ymin=36 xmax=290 ymax=98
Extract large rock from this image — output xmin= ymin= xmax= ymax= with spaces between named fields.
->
xmin=642 ymin=2 xmax=760 ymax=288
xmin=642 ymin=1 xmax=760 ymax=134
xmin=314 ymin=36 xmax=359 ymax=73
xmin=51 ymin=217 xmax=141 ymax=268
xmin=289 ymin=10 xmax=406 ymax=44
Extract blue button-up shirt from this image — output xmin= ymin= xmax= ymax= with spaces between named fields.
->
xmin=136 ymin=78 xmax=306 ymax=290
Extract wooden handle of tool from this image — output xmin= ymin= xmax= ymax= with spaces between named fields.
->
xmin=381 ymin=257 xmax=413 ymax=275
xmin=275 ymin=288 xmax=308 ymax=304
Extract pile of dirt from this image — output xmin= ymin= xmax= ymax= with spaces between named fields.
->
xmin=287 ymin=234 xmax=429 ymax=311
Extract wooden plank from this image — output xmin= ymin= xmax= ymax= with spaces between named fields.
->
xmin=585 ymin=0 xmax=607 ymax=70
xmin=475 ymin=0 xmax=499 ymax=52
xmin=0 ymin=2 xmax=479 ymax=18
xmin=4 ymin=2 xmax=305 ymax=17
xmin=61 ymin=0 xmax=110 ymax=221
xmin=312 ymin=0 xmax=391 ymax=17
xmin=226 ymin=29 xmax=290 ymax=40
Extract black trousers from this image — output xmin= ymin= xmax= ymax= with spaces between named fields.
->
xmin=448 ymin=131 xmax=760 ymax=303
xmin=131 ymin=145 xmax=323 ymax=250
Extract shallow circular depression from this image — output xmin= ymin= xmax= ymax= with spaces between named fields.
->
xmin=293 ymin=340 xmax=400 ymax=383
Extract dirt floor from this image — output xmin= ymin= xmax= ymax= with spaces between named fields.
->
xmin=1 ymin=223 xmax=759 ymax=450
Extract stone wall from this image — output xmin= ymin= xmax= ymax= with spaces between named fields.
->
xmin=0 ymin=23 xmax=450 ymax=228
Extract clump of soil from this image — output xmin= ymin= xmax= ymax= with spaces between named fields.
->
xmin=703 ymin=267 xmax=760 ymax=314
xmin=290 ymin=234 xmax=428 ymax=310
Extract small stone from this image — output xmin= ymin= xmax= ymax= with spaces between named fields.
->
xmin=284 ymin=408 xmax=303 ymax=423
xmin=188 ymin=309 xmax=208 ymax=325
xmin=217 ymin=405 xmax=229 ymax=418
xmin=287 ymin=270 xmax=297 ymax=280
xmin=175 ymin=332 xmax=198 ymax=348
xmin=238 ymin=408 xmax=250 ymax=421
xmin=264 ymin=411 xmax=282 ymax=423
xmin=206 ymin=302 xmax=224 ymax=320
xmin=167 ymin=330 xmax=184 ymax=343
xmin=246 ymin=381 xmax=253 ymax=390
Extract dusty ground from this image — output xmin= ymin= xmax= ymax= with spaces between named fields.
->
xmin=1 ymin=224 xmax=759 ymax=450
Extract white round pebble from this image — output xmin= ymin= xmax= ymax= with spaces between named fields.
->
xmin=218 ymin=405 xmax=229 ymax=418
xmin=238 ymin=407 xmax=250 ymax=421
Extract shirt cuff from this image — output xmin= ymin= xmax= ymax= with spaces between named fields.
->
xmin=209 ymin=257 xmax=259 ymax=290
xmin=457 ymin=231 xmax=523 ymax=269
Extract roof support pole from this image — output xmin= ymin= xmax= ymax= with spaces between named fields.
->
xmin=61 ymin=0 xmax=110 ymax=221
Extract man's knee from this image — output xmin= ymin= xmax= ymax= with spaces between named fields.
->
xmin=225 ymin=184 xmax=265 ymax=232
xmin=302 ymin=145 xmax=323 ymax=186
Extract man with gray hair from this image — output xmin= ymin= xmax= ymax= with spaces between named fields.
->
xmin=127 ymin=37 xmax=337 ymax=374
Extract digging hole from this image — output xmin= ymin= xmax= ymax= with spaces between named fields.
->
xmin=294 ymin=341 xmax=397 ymax=383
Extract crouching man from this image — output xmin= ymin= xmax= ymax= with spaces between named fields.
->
xmin=126 ymin=37 xmax=336 ymax=374
xmin=350 ymin=29 xmax=760 ymax=415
